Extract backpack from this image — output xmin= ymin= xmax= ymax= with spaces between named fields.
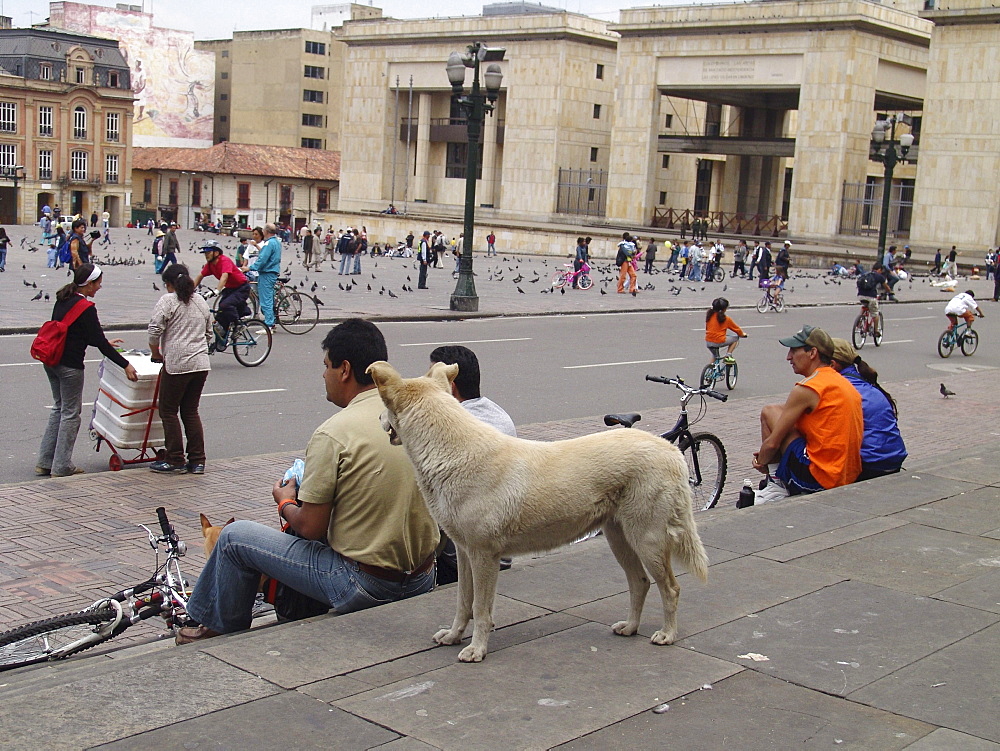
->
xmin=30 ymin=298 xmax=93 ymax=367
xmin=615 ymin=246 xmax=627 ymax=267
xmin=57 ymin=237 xmax=73 ymax=265
xmin=856 ymin=272 xmax=879 ymax=295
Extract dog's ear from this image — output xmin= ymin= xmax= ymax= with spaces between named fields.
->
xmin=426 ymin=361 xmax=459 ymax=390
xmin=200 ymin=513 xmax=212 ymax=533
xmin=367 ymin=360 xmax=399 ymax=390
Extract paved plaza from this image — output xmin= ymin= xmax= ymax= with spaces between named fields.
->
xmin=0 ymin=225 xmax=998 ymax=749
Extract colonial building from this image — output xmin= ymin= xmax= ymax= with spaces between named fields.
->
xmin=0 ymin=22 xmax=133 ymax=224
xmin=131 ymin=141 xmax=339 ymax=231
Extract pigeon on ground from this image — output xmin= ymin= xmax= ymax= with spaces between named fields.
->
xmin=388 ymin=289 xmax=398 ymax=298
xmin=30 ymin=290 xmax=42 ymax=301
xmin=940 ymin=383 xmax=956 ymax=398
xmin=517 ymin=286 xmax=525 ymax=294
xmin=153 ymin=283 xmax=160 ymax=291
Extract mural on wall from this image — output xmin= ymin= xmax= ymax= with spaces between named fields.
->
xmin=48 ymin=1 xmax=214 ymax=147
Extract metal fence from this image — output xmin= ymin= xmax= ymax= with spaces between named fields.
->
xmin=556 ymin=168 xmax=607 ymax=217
xmin=839 ymin=180 xmax=914 ymax=239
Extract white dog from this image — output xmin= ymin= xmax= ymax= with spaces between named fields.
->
xmin=367 ymin=361 xmax=708 ymax=663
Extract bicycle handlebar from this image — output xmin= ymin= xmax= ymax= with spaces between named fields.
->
xmin=645 ymin=375 xmax=729 ymax=402
xmin=156 ymin=507 xmax=173 ymax=539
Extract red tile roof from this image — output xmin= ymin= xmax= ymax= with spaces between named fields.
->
xmin=133 ymin=142 xmax=340 ymax=181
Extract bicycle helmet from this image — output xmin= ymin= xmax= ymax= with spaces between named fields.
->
xmin=199 ymin=241 xmax=222 ymax=253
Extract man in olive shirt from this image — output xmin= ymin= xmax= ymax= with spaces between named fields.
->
xmin=177 ymin=319 xmax=439 ymax=643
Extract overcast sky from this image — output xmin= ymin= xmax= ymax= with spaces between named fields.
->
xmin=0 ymin=0 xmax=706 ymax=40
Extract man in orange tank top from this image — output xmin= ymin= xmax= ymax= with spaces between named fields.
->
xmin=749 ymin=325 xmax=863 ymax=504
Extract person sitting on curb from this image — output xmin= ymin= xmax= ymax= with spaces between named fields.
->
xmin=429 ymin=344 xmax=517 ymax=585
xmin=175 ymin=319 xmax=440 ymax=644
xmin=750 ymin=325 xmax=863 ymax=504
xmin=829 ymin=338 xmax=907 ymax=481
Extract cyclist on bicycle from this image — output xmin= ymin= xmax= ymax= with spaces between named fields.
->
xmin=193 ymin=241 xmax=251 ymax=342
xmin=944 ymin=289 xmax=984 ymax=331
xmin=856 ymin=262 xmax=892 ymax=323
xmin=705 ymin=297 xmax=747 ymax=364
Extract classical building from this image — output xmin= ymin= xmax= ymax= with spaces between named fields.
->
xmin=131 ymin=141 xmax=339 ymax=231
xmin=0 ymin=22 xmax=133 ymax=224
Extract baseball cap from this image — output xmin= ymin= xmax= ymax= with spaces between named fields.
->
xmin=778 ymin=325 xmax=834 ymax=359
xmin=198 ymin=241 xmax=221 ymax=253
xmin=830 ymin=338 xmax=858 ymax=366
xmin=422 ymin=231 xmax=430 ymax=237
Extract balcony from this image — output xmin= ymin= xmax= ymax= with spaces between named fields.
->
xmin=399 ymin=117 xmax=505 ymax=145
xmin=60 ymin=174 xmax=102 ymax=186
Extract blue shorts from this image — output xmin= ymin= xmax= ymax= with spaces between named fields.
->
xmin=775 ymin=437 xmax=825 ymax=494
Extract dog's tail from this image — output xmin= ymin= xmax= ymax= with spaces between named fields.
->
xmin=671 ymin=505 xmax=709 ymax=583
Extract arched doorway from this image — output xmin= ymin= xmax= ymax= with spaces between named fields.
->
xmin=36 ymin=192 xmax=55 ymax=219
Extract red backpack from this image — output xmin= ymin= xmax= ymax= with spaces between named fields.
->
xmin=30 ymin=298 xmax=93 ymax=367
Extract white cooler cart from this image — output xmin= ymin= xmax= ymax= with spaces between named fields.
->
xmin=89 ymin=353 xmax=165 ymax=471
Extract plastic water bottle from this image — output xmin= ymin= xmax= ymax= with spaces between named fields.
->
xmin=737 ymin=479 xmax=755 ymax=509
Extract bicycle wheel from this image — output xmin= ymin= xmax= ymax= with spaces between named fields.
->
xmin=0 ymin=607 xmax=118 ymax=670
xmin=937 ymin=329 xmax=954 ymax=358
xmin=960 ymin=328 xmax=979 ymax=356
xmin=852 ymin=313 xmax=868 ymax=349
xmin=700 ymin=363 xmax=718 ymax=390
xmin=278 ymin=291 xmax=318 ymax=335
xmin=873 ymin=312 xmax=884 ymax=347
xmin=577 ymin=274 xmax=594 ymax=290
xmin=713 ymin=267 xmax=725 ymax=283
xmin=725 ymin=361 xmax=738 ymax=390
xmin=679 ymin=432 xmax=727 ymax=511
xmin=773 ymin=292 xmax=786 ymax=313
xmin=756 ymin=294 xmax=769 ymax=313
xmin=550 ymin=270 xmax=568 ymax=289
xmin=231 ymin=319 xmax=272 ymax=367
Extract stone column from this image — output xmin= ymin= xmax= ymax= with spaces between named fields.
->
xmin=413 ymin=93 xmax=432 ymax=203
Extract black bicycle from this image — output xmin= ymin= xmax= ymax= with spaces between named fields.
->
xmin=0 ymin=508 xmax=194 ymax=670
xmin=604 ymin=376 xmax=729 ymax=511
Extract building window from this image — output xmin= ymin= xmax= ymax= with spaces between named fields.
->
xmin=220 ymin=71 xmax=228 ymax=79
xmin=105 ymin=153 xmax=119 ymax=184
xmin=303 ymin=89 xmax=324 ymax=103
xmin=593 ymin=104 xmax=601 ymax=120
xmin=596 ymin=64 xmax=604 ymax=80
xmin=75 ymin=67 xmax=85 ymax=84
xmin=279 ymin=185 xmax=292 ymax=212
xmin=39 ymin=63 xmax=52 ymax=81
xmin=168 ymin=179 xmax=178 ymax=205
xmin=0 ymin=143 xmax=16 ymax=169
xmin=105 ymin=111 xmax=120 ymax=142
xmin=590 ymin=147 xmax=598 ymax=163
xmin=38 ymin=149 xmax=52 ymax=180
xmin=302 ymin=113 xmax=324 ymax=128
xmin=219 ymin=115 xmax=228 ymax=122
xmin=108 ymin=71 xmax=119 ymax=87
xmin=237 ymin=182 xmax=250 ymax=209
xmin=446 ymin=142 xmax=482 ymax=179
xmin=662 ymin=154 xmax=670 ymax=169
xmin=143 ymin=178 xmax=152 ymax=203
xmin=664 ymin=114 xmax=673 ymax=128
xmin=304 ymin=65 xmax=325 ymax=79
xmin=221 ymin=50 xmax=229 ymax=58
xmin=70 ymin=150 xmax=88 ymax=181
xmin=192 ymin=179 xmax=202 ymax=206
xmin=659 ymin=191 xmax=666 ymax=205
xmin=73 ymin=106 xmax=88 ymax=139
xmin=220 ymin=93 xmax=228 ymax=101
xmin=317 ymin=188 xmax=329 ymax=212
xmin=301 ymin=138 xmax=322 ymax=149
xmin=305 ymin=40 xmax=326 ymax=55
xmin=38 ymin=105 xmax=53 ymax=136
xmin=0 ymin=102 xmax=16 ymax=133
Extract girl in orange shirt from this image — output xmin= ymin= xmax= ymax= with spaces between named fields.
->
xmin=705 ymin=297 xmax=747 ymax=363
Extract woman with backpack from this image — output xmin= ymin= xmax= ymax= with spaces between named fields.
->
xmin=36 ymin=264 xmax=138 ymax=477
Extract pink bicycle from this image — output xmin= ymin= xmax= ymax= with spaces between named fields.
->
xmin=550 ymin=261 xmax=593 ymax=290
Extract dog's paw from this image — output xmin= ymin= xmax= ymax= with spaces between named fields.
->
xmin=650 ymin=629 xmax=676 ymax=645
xmin=433 ymin=628 xmax=464 ymax=646
xmin=611 ymin=620 xmax=639 ymax=637
xmin=457 ymin=644 xmax=487 ymax=662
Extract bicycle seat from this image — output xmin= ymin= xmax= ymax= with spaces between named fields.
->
xmin=604 ymin=413 xmax=641 ymax=428
xmin=277 ymin=276 xmax=291 ymax=284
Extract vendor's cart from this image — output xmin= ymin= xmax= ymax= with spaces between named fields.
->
xmin=89 ymin=352 xmax=165 ymax=471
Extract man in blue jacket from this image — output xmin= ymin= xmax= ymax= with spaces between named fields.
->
xmin=254 ymin=223 xmax=283 ymax=330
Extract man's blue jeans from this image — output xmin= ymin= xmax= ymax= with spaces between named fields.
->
xmin=186 ymin=521 xmax=435 ymax=634
xmin=256 ymin=272 xmax=277 ymax=327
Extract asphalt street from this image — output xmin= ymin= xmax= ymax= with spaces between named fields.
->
xmin=2 ymin=301 xmax=997 ymax=486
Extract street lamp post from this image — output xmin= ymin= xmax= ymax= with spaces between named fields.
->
xmin=446 ymin=42 xmax=505 ymax=312
xmin=870 ymin=116 xmax=914 ymax=266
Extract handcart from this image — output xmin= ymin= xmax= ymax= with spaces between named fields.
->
xmin=89 ymin=352 xmax=165 ymax=471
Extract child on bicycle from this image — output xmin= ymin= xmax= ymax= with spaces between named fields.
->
xmin=705 ymin=297 xmax=747 ymax=364
xmin=944 ymin=289 xmax=985 ymax=330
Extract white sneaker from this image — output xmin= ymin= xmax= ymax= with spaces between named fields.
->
xmin=754 ymin=477 xmax=790 ymax=504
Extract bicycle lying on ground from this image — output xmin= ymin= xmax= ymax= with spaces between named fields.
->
xmin=604 ymin=375 xmax=728 ymax=511
xmin=937 ymin=319 xmax=979 ymax=358
xmin=249 ymin=276 xmax=320 ymax=334
xmin=852 ymin=299 xmax=884 ymax=349
xmin=700 ymin=352 xmax=738 ymax=391
xmin=756 ymin=277 xmax=786 ymax=313
xmin=203 ymin=288 xmax=273 ymax=367
xmin=550 ymin=261 xmax=593 ymax=290
xmin=0 ymin=508 xmax=194 ymax=670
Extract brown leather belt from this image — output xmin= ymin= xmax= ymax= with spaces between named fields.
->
xmin=348 ymin=552 xmax=435 ymax=583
